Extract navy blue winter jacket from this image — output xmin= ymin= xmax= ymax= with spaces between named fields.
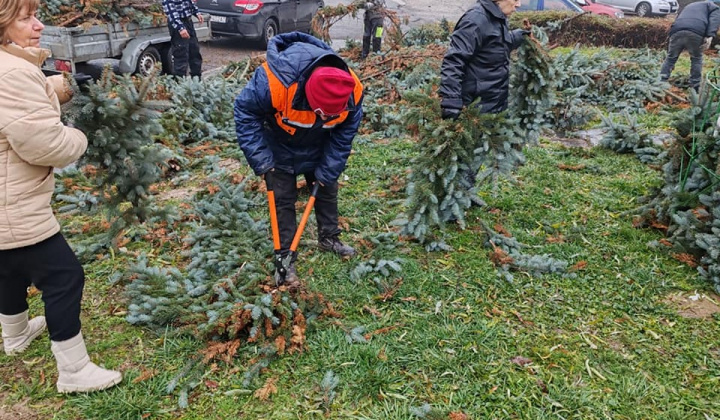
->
xmin=233 ymin=32 xmax=364 ymax=186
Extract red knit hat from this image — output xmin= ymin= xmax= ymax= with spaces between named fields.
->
xmin=305 ymin=67 xmax=356 ymax=116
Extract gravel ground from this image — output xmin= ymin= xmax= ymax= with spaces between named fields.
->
xmin=200 ymin=37 xmax=262 ymax=73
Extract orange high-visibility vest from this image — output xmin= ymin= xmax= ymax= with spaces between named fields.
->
xmin=262 ymin=62 xmax=363 ymax=136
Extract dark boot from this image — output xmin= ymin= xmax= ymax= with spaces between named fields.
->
xmin=318 ymin=236 xmax=356 ymax=257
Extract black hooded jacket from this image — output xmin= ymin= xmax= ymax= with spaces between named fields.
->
xmin=439 ymin=0 xmax=524 ymax=114
xmin=669 ymin=0 xmax=720 ymax=38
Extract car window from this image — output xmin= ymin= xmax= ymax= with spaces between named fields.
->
xmin=518 ymin=0 xmax=540 ymax=11
xmin=545 ymin=0 xmax=578 ymax=10
xmin=518 ymin=0 xmax=582 ymax=11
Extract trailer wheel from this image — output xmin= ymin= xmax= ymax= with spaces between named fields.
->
xmin=161 ymin=45 xmax=174 ymax=75
xmin=136 ymin=45 xmax=161 ymax=77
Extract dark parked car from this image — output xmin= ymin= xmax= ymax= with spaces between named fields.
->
xmin=196 ymin=0 xmax=325 ymax=48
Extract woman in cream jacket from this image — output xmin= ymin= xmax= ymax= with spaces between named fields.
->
xmin=0 ymin=0 xmax=121 ymax=393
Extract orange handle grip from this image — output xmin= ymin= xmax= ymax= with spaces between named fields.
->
xmin=290 ymin=195 xmax=316 ymax=252
xmin=267 ymin=190 xmax=282 ymax=251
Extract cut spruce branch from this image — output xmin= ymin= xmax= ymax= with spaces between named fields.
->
xmin=311 ymin=1 xmax=403 ymax=48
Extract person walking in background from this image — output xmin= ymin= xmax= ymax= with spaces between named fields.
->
xmin=0 ymin=0 xmax=122 ymax=393
xmin=438 ymin=0 xmax=528 ymax=186
xmin=362 ymin=0 xmax=386 ymax=59
xmin=234 ymin=32 xmax=364 ymax=284
xmin=660 ymin=0 xmax=720 ymax=91
xmin=162 ymin=0 xmax=204 ymax=78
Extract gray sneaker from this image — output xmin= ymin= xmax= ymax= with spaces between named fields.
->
xmin=318 ymin=236 xmax=356 ymax=257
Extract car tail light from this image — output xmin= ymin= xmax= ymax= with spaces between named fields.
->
xmin=233 ymin=0 xmax=263 ymax=14
xmin=54 ymin=60 xmax=72 ymax=72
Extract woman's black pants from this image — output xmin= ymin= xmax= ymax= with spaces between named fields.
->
xmin=0 ymin=232 xmax=84 ymax=341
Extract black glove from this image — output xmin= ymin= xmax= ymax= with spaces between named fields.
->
xmin=262 ymin=168 xmax=276 ymax=187
xmin=73 ymin=73 xmax=93 ymax=86
xmin=441 ymin=107 xmax=461 ymax=121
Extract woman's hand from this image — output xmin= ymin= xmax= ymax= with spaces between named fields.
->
xmin=46 ymin=74 xmax=73 ymax=104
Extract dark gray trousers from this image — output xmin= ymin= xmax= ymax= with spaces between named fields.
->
xmin=660 ymin=30 xmax=704 ymax=88
xmin=362 ymin=16 xmax=384 ymax=58
xmin=168 ymin=17 xmax=203 ymax=78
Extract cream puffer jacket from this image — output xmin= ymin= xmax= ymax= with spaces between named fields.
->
xmin=0 ymin=44 xmax=87 ymax=250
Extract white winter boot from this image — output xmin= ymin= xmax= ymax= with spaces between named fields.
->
xmin=51 ymin=332 xmax=122 ymax=393
xmin=0 ymin=310 xmax=46 ymax=355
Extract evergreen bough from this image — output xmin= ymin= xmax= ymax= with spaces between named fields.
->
xmin=65 ymin=68 xmax=173 ymax=237
xmin=636 ymin=86 xmax=720 ymax=291
xmin=39 ymin=0 xmax=165 ymax=27
xmin=599 ymin=110 xmax=663 ymax=164
xmin=510 ymin=24 xmax=558 ymax=144
xmin=123 ymin=178 xmax=334 ymax=396
xmin=159 ymin=63 xmax=250 ymax=145
xmin=396 ymin=88 xmax=524 ymax=242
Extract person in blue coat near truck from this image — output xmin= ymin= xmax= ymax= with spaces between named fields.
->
xmin=234 ymin=32 xmax=364 ymax=284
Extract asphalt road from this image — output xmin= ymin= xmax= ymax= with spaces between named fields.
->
xmin=324 ymin=0 xmax=475 ymax=46
xmin=201 ymin=0 xmax=475 ymax=72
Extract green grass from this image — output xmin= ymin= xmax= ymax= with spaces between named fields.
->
xmin=4 ymin=67 xmax=720 ymax=419
xmin=3 ymin=133 xmax=719 ymax=419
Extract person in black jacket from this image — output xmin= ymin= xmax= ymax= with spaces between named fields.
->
xmin=362 ymin=0 xmax=386 ymax=59
xmin=438 ymin=0 xmax=528 ymax=189
xmin=439 ymin=0 xmax=527 ymax=120
xmin=660 ymin=0 xmax=720 ymax=90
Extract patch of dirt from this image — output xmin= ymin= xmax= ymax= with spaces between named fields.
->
xmin=664 ymin=291 xmax=720 ymax=319
xmin=0 ymin=393 xmax=39 ymax=420
xmin=157 ymin=185 xmax=202 ymax=202
xmin=217 ymin=158 xmax=243 ymax=172
xmin=547 ymin=136 xmax=593 ymax=149
xmin=200 ymin=38 xmax=262 ymax=74
xmin=0 ymin=356 xmax=36 ymax=386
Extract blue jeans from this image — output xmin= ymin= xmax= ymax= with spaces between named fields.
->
xmin=660 ymin=30 xmax=704 ymax=89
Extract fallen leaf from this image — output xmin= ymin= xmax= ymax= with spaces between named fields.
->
xmin=511 ymin=356 xmax=532 ymax=366
xmin=132 ymin=368 xmax=156 ymax=384
xmin=253 ymin=377 xmax=278 ymax=401
xmin=536 ymin=379 xmax=548 ymax=393
xmin=570 ymin=260 xmax=588 ymax=271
